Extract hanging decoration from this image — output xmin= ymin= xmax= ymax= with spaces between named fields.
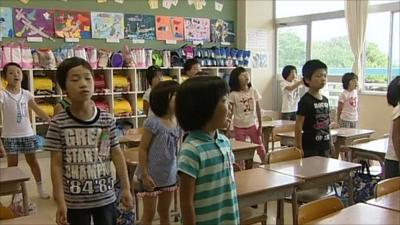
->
xmin=148 ymin=0 xmax=159 ymax=9
xmin=14 ymin=8 xmax=55 ymax=41
xmin=215 ymin=0 xmax=224 ymax=12
xmin=54 ymin=10 xmax=91 ymax=39
xmin=184 ymin=17 xmax=210 ymax=42
xmin=0 ymin=7 xmax=14 ymax=38
xmin=155 ymin=16 xmax=184 ymax=41
xmin=91 ymin=12 xmax=124 ymax=39
xmin=124 ymin=14 xmax=155 ymax=40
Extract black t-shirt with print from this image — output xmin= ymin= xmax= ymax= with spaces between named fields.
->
xmin=297 ymin=92 xmax=331 ymax=157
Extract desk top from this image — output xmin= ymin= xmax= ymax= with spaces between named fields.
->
xmin=231 ymin=140 xmax=260 ymax=151
xmin=0 ymin=214 xmax=56 ymax=225
xmin=349 ymin=138 xmax=389 ymax=154
xmin=334 ymin=128 xmax=375 ymax=138
xmin=264 ymin=156 xmax=361 ymax=179
xmin=276 ymin=130 xmax=339 ymax=138
xmin=123 ymin=150 xmax=139 ymax=166
xmin=367 ymin=190 xmax=400 ymax=212
xmin=120 ymin=133 xmax=142 ymax=144
xmin=262 ymin=120 xmax=295 ymax=128
xmin=305 ymin=203 xmax=400 ymax=225
xmin=0 ymin=167 xmax=30 ymax=184
xmin=235 ymin=168 xmax=303 ymax=197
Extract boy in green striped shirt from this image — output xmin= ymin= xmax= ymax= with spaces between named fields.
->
xmin=176 ymin=76 xmax=240 ymax=225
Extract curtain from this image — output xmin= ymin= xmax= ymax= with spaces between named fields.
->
xmin=345 ymin=0 xmax=369 ymax=77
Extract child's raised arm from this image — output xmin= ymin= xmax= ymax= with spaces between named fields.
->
xmin=29 ymin=99 xmax=51 ymax=122
xmin=179 ymin=172 xmax=196 ymax=225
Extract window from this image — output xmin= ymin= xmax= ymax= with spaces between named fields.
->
xmin=369 ymin=0 xmax=400 ymax=6
xmin=392 ymin=12 xmax=400 ymax=80
xmin=311 ymin=18 xmax=354 ymax=76
xmin=276 ymin=0 xmax=344 ymax=18
xmin=277 ymin=25 xmax=307 ymax=74
xmin=364 ymin=12 xmax=391 ymax=91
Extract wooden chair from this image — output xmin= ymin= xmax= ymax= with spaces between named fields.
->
xmin=375 ymin=177 xmax=400 ymax=197
xmin=266 ymin=147 xmax=302 ymax=164
xmin=298 ymin=196 xmax=344 ymax=225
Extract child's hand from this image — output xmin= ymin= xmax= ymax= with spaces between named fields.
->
xmin=0 ymin=146 xmax=6 ymax=158
xmin=143 ymin=175 xmax=156 ymax=191
xmin=56 ymin=202 xmax=69 ymax=225
xmin=121 ymin=189 xmax=134 ymax=210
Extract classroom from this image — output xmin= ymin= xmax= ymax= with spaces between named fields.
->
xmin=0 ymin=0 xmax=399 ymax=224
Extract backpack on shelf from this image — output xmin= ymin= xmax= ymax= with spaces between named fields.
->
xmin=114 ymin=98 xmax=133 ymax=115
xmin=33 ymin=76 xmax=55 ymax=95
xmin=152 ymin=50 xmax=163 ymax=67
xmin=113 ymin=75 xmax=130 ymax=91
xmin=94 ymin=74 xmax=107 ymax=93
xmin=94 ymin=98 xmax=110 ymax=112
xmin=98 ymin=49 xmax=111 ymax=68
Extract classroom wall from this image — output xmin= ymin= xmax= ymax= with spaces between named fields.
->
xmin=237 ymin=0 xmax=276 ymax=110
xmin=1 ymin=0 xmax=237 ymax=50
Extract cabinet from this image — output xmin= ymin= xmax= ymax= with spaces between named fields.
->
xmin=0 ymin=67 xmax=251 ymax=137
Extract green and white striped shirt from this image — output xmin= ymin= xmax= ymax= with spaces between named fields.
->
xmin=178 ymin=130 xmax=240 ymax=225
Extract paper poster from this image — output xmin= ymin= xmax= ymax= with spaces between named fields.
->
xmin=14 ymin=8 xmax=55 ymax=40
xmin=194 ymin=0 xmax=206 ymax=10
xmin=215 ymin=0 xmax=224 ymax=12
xmin=210 ymin=19 xmax=235 ymax=43
xmin=251 ymin=51 xmax=269 ymax=68
xmin=124 ymin=14 xmax=155 ymax=40
xmin=54 ymin=10 xmax=91 ymax=39
xmin=148 ymin=0 xmax=159 ymax=9
xmin=163 ymin=0 xmax=175 ymax=9
xmin=91 ymin=12 xmax=124 ymax=39
xmin=0 ymin=7 xmax=13 ymax=37
xmin=155 ymin=16 xmax=184 ymax=41
xmin=247 ymin=29 xmax=268 ymax=49
xmin=184 ymin=17 xmax=210 ymax=41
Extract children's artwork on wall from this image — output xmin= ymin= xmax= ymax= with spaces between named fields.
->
xmin=155 ymin=16 xmax=184 ymax=41
xmin=124 ymin=14 xmax=155 ymax=40
xmin=0 ymin=7 xmax=13 ymax=38
xmin=54 ymin=10 xmax=91 ymax=39
xmin=211 ymin=19 xmax=235 ymax=43
xmin=184 ymin=17 xmax=210 ymax=42
xmin=14 ymin=8 xmax=55 ymax=40
xmin=148 ymin=0 xmax=159 ymax=9
xmin=91 ymin=12 xmax=124 ymax=39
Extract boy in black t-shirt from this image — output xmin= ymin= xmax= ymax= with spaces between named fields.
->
xmin=295 ymin=59 xmax=332 ymax=157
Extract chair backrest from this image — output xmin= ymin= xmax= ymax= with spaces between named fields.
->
xmin=298 ymin=196 xmax=344 ymax=225
xmin=266 ymin=147 xmax=302 ymax=164
xmin=375 ymin=177 xmax=400 ymax=197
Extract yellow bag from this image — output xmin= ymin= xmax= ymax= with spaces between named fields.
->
xmin=114 ymin=98 xmax=132 ymax=114
xmin=37 ymin=103 xmax=54 ymax=117
xmin=137 ymin=96 xmax=143 ymax=112
xmin=113 ymin=75 xmax=129 ymax=89
xmin=33 ymin=77 xmax=53 ymax=91
xmin=1 ymin=79 xmax=7 ymax=90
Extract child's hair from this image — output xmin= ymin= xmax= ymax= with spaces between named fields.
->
xmin=146 ymin=65 xmax=163 ymax=86
xmin=302 ymin=59 xmax=327 ymax=87
xmin=56 ymin=57 xmax=93 ymax=90
xmin=183 ymin=58 xmax=200 ymax=73
xmin=176 ymin=76 xmax=228 ymax=131
xmin=229 ymin=66 xmax=251 ymax=92
xmin=282 ymin=65 xmax=297 ymax=80
xmin=2 ymin=62 xmax=22 ymax=78
xmin=342 ymin=72 xmax=358 ymax=89
xmin=150 ymin=80 xmax=179 ymax=117
xmin=387 ymin=76 xmax=400 ymax=107
xmin=195 ymin=70 xmax=210 ymax=76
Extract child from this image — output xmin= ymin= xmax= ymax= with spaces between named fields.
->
xmin=134 ymin=80 xmax=181 ymax=225
xmin=337 ymin=72 xmax=358 ymax=128
xmin=385 ymin=76 xmax=400 ymax=178
xmin=44 ymin=57 xmax=133 ymax=225
xmin=176 ymin=76 xmax=240 ymax=225
xmin=0 ymin=62 xmax=50 ymax=199
xmin=143 ymin=65 xmax=163 ymax=116
xmin=228 ymin=67 xmax=265 ymax=166
xmin=295 ymin=59 xmax=332 ymax=157
xmin=281 ymin=65 xmax=303 ymax=121
xmin=182 ymin=58 xmax=201 ymax=78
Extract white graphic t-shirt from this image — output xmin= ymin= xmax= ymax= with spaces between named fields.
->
xmin=339 ymin=89 xmax=358 ymax=121
xmin=386 ymin=104 xmax=400 ymax=161
xmin=229 ymin=87 xmax=261 ymax=128
xmin=280 ymin=80 xmax=300 ymax=113
xmin=44 ymin=108 xmax=119 ymax=209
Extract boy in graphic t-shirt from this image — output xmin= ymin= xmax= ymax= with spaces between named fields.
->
xmin=295 ymin=59 xmax=332 ymax=157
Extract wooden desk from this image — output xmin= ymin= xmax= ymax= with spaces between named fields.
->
xmin=333 ymin=128 xmax=375 ymax=158
xmin=277 ymin=130 xmax=339 ymax=147
xmin=366 ymin=190 xmax=400 ymax=212
xmin=0 ymin=167 xmax=30 ymax=215
xmin=235 ymin=168 xmax=303 ymax=225
xmin=264 ymin=156 xmax=361 ymax=205
xmin=0 ymin=214 xmax=56 ymax=225
xmin=231 ymin=140 xmax=258 ymax=168
xmin=304 ymin=203 xmax=400 ymax=225
xmin=120 ymin=133 xmax=142 ymax=147
xmin=349 ymin=138 xmax=388 ymax=174
xmin=262 ymin=120 xmax=295 ymax=153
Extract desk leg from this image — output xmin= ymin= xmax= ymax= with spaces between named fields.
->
xmin=21 ymin=182 xmax=28 ymax=216
xmin=334 ymin=138 xmax=344 ymax=159
xmin=291 ymin=188 xmax=298 ymax=225
xmin=263 ymin=128 xmax=273 ymax=154
xmin=348 ymin=175 xmax=354 ymax=205
xmin=276 ymin=199 xmax=284 ymax=225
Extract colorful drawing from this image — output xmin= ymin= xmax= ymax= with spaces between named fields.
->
xmin=155 ymin=16 xmax=184 ymax=41
xmin=54 ymin=10 xmax=91 ymax=39
xmin=184 ymin=17 xmax=210 ymax=42
xmin=0 ymin=7 xmax=13 ymax=38
xmin=14 ymin=8 xmax=55 ymax=40
xmin=91 ymin=12 xmax=124 ymax=39
xmin=211 ymin=19 xmax=235 ymax=43
xmin=124 ymin=14 xmax=155 ymax=40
